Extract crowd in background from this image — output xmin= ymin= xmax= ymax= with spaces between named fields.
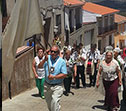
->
xmin=32 ymin=40 xmax=126 ymax=111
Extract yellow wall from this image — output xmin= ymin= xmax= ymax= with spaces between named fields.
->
xmin=114 ymin=34 xmax=126 ymax=48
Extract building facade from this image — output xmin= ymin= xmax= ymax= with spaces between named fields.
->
xmin=64 ymin=0 xmax=98 ymax=50
xmin=39 ymin=0 xmax=65 ymax=48
xmin=114 ymin=14 xmax=126 ymax=49
xmin=82 ymin=5 xmax=98 ymax=50
xmin=83 ymin=2 xmax=119 ymax=53
xmin=64 ymin=0 xmax=84 ymax=46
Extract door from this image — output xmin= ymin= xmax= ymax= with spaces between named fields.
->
xmin=44 ymin=18 xmax=51 ymax=48
xmin=84 ymin=30 xmax=92 ymax=50
xmin=120 ymin=40 xmax=125 ymax=49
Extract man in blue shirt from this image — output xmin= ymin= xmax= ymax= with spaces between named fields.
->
xmin=38 ymin=45 xmax=67 ymax=111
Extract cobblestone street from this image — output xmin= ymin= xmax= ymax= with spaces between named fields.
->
xmin=2 ymin=83 xmax=126 ymax=111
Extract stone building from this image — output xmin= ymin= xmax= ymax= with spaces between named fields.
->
xmin=83 ymin=2 xmax=119 ymax=53
xmin=82 ymin=4 xmax=98 ymax=50
xmin=114 ymin=14 xmax=126 ymax=49
xmin=39 ymin=0 xmax=65 ymax=48
xmin=64 ymin=0 xmax=84 ymax=46
xmin=64 ymin=0 xmax=98 ymax=50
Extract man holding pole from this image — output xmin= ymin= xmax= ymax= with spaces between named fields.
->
xmin=38 ymin=45 xmax=67 ymax=111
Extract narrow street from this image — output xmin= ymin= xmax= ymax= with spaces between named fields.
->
xmin=2 ymin=82 xmax=126 ymax=111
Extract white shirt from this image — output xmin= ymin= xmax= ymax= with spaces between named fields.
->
xmin=117 ymin=55 xmax=125 ymax=65
xmin=87 ymin=49 xmax=100 ymax=63
xmin=35 ymin=56 xmax=45 ymax=79
xmin=76 ymin=52 xmax=87 ymax=66
xmin=101 ymin=59 xmax=119 ymax=81
xmin=64 ymin=55 xmax=75 ymax=74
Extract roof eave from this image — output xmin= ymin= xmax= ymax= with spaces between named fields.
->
xmin=64 ymin=3 xmax=85 ymax=8
xmin=102 ymin=10 xmax=120 ymax=16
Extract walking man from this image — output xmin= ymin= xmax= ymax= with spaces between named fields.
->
xmin=87 ymin=44 xmax=100 ymax=86
xmin=75 ymin=46 xmax=86 ymax=88
xmin=38 ymin=45 xmax=67 ymax=111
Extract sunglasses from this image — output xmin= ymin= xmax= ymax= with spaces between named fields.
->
xmin=50 ymin=50 xmax=58 ymax=54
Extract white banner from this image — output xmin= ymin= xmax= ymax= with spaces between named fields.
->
xmin=2 ymin=0 xmax=45 ymax=83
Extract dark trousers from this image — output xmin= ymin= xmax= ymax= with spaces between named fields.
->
xmin=93 ymin=63 xmax=97 ymax=86
xmin=76 ymin=65 xmax=86 ymax=88
xmin=63 ymin=76 xmax=72 ymax=93
xmin=103 ymin=78 xmax=119 ymax=108
xmin=89 ymin=75 xmax=93 ymax=85
xmin=122 ymin=77 xmax=126 ymax=103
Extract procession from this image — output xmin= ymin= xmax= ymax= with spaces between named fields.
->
xmin=2 ymin=41 xmax=126 ymax=111
xmin=31 ymin=38 xmax=126 ymax=111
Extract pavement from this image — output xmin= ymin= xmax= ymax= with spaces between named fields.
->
xmin=2 ymin=83 xmax=126 ymax=111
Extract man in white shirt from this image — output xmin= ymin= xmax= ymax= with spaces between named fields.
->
xmin=75 ymin=46 xmax=87 ymax=88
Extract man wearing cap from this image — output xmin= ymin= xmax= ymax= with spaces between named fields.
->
xmin=114 ymin=47 xmax=125 ymax=66
xmin=114 ymin=47 xmax=126 ymax=104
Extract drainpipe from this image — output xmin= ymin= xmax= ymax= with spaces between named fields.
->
xmin=33 ymin=35 xmax=36 ymax=57
xmin=8 ymin=81 xmax=12 ymax=99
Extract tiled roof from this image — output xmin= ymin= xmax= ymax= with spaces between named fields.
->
xmin=115 ymin=14 xmax=126 ymax=23
xmin=64 ymin=0 xmax=84 ymax=6
xmin=83 ymin=2 xmax=119 ymax=15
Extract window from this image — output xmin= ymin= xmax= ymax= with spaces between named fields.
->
xmin=110 ymin=14 xmax=114 ymax=25
xmin=56 ymin=14 xmax=61 ymax=35
xmin=104 ymin=16 xmax=108 ymax=32
xmin=120 ymin=24 xmax=123 ymax=34
xmin=120 ymin=40 xmax=125 ymax=49
xmin=80 ymin=35 xmax=82 ymax=43
xmin=124 ymin=23 xmax=126 ymax=32
xmin=69 ymin=9 xmax=74 ymax=33
xmin=98 ymin=17 xmax=102 ymax=34
xmin=75 ymin=7 xmax=81 ymax=29
xmin=98 ymin=40 xmax=101 ymax=51
xmin=104 ymin=16 xmax=108 ymax=26
xmin=98 ymin=17 xmax=102 ymax=27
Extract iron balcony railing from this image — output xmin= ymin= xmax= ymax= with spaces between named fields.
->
xmin=98 ymin=24 xmax=117 ymax=35
xmin=70 ymin=23 xmax=82 ymax=33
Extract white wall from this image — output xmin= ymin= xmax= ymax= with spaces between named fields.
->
xmin=64 ymin=8 xmax=70 ymax=30
xmin=82 ymin=10 xmax=97 ymax=23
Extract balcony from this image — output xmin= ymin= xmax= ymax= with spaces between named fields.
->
xmin=98 ymin=24 xmax=117 ymax=36
xmin=70 ymin=27 xmax=74 ymax=33
xmin=70 ymin=23 xmax=82 ymax=33
xmin=76 ymin=23 xmax=82 ymax=30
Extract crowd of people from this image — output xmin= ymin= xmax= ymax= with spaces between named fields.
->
xmin=32 ymin=41 xmax=126 ymax=111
